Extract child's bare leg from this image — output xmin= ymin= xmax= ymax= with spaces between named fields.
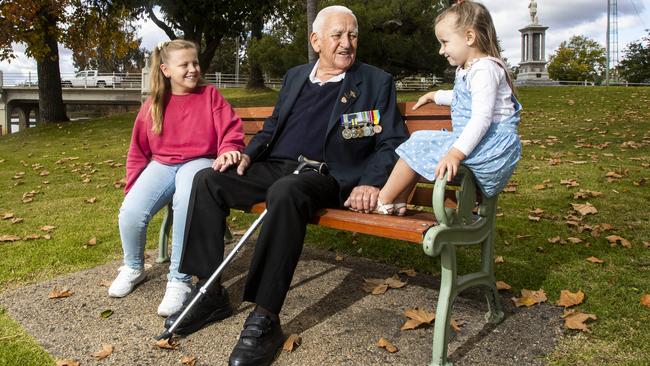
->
xmin=378 ymin=159 xmax=419 ymax=205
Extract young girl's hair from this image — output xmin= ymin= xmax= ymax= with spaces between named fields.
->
xmin=436 ymin=0 xmax=515 ymax=92
xmin=149 ymin=39 xmax=203 ymax=134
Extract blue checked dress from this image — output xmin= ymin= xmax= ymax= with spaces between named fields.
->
xmin=395 ymin=63 xmax=522 ymax=197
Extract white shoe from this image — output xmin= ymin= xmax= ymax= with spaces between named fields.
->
xmin=107 ymin=266 xmax=145 ymax=298
xmin=157 ymin=281 xmax=192 ymax=317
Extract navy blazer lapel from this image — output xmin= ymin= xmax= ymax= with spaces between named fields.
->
xmin=278 ymin=64 xmax=312 ymax=126
xmin=327 ymin=63 xmax=362 ymax=135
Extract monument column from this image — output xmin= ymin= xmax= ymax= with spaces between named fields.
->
xmin=516 ymin=0 xmax=553 ymax=85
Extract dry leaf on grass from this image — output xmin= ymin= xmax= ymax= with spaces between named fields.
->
xmin=574 ymin=190 xmax=603 ymax=199
xmin=533 ymin=184 xmax=547 ymax=190
xmin=547 ymin=236 xmax=563 ymax=244
xmin=641 ymin=294 xmax=650 ymax=308
xmin=23 ymin=234 xmax=41 ymax=240
xmin=92 ymin=344 xmax=113 ymax=360
xmin=496 ymin=281 xmax=512 ymax=290
xmin=40 ymin=225 xmax=56 ymax=232
xmin=529 ymin=208 xmax=544 ymax=215
xmin=494 ymin=256 xmax=504 ymax=264
xmin=55 ymin=360 xmax=80 ymax=366
xmin=181 ymin=355 xmax=197 ymax=366
xmin=11 ymin=217 xmax=23 ymax=224
xmin=644 ymin=241 xmax=650 ymax=248
xmin=566 ymin=237 xmax=583 ymax=244
xmin=283 ymin=334 xmax=302 ymax=352
xmin=0 ymin=235 xmax=21 ymax=242
xmin=586 ymin=256 xmax=605 ymax=264
xmin=556 ymin=290 xmax=585 ymax=308
xmin=48 ymin=285 xmax=73 ymax=299
xmin=84 ymin=237 xmax=97 ymax=248
xmin=154 ymin=338 xmax=177 ymax=349
xmin=512 ymin=289 xmax=547 ymax=307
xmin=563 ymin=311 xmax=597 ymax=332
xmin=1 ymin=212 xmax=14 ymax=220
xmin=606 ymin=235 xmax=632 ymax=248
xmin=528 ymin=215 xmax=541 ymax=222
xmin=85 ymin=197 xmax=97 ymax=204
xmin=376 ymin=337 xmax=398 ymax=353
xmin=571 ymin=203 xmax=598 ymax=216
xmin=401 ymin=308 xmax=435 ymax=330
xmin=335 ymin=254 xmax=344 ymax=261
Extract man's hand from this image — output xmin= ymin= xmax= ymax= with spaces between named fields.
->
xmin=435 ymin=148 xmax=465 ymax=181
xmin=343 ymin=185 xmax=380 ymax=213
xmin=411 ymin=91 xmax=436 ymax=110
xmin=213 ymin=151 xmax=242 ymax=172
xmin=236 ymin=154 xmax=252 ymax=175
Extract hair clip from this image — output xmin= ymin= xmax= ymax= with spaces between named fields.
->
xmin=156 ymin=41 xmax=168 ymax=51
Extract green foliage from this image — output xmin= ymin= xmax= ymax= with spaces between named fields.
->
xmin=547 ymin=35 xmax=606 ymax=83
xmin=246 ymin=0 xmax=447 ymax=78
xmin=617 ymin=31 xmax=650 ymax=84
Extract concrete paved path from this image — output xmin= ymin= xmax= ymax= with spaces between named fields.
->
xmin=0 ymin=242 xmax=562 ymax=365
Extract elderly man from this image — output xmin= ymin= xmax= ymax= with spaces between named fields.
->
xmin=165 ymin=5 xmax=407 ymax=366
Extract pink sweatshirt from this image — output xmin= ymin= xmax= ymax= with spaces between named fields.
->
xmin=125 ymin=84 xmax=245 ymax=193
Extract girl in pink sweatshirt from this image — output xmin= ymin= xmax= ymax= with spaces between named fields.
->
xmin=108 ymin=39 xmax=245 ymax=317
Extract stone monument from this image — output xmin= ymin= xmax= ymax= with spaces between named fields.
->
xmin=516 ymin=0 xmax=554 ymax=85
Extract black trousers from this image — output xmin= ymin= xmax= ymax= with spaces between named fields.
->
xmin=179 ymin=158 xmax=340 ymax=314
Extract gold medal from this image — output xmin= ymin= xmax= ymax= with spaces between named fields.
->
xmin=373 ymin=124 xmax=382 ymax=134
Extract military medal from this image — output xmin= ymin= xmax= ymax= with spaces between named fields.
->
xmin=373 ymin=124 xmax=382 ymax=134
xmin=342 ymin=125 xmax=353 ymax=139
xmin=362 ymin=124 xmax=372 ymax=137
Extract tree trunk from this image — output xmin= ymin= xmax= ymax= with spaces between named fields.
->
xmin=246 ymin=12 xmax=266 ymax=89
xmin=307 ymin=0 xmax=318 ymax=63
xmin=37 ymin=13 xmax=68 ymax=123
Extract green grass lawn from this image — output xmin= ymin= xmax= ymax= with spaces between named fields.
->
xmin=1 ymin=86 xmax=649 ymax=365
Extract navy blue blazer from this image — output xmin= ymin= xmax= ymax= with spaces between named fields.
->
xmin=244 ymin=62 xmax=408 ymax=202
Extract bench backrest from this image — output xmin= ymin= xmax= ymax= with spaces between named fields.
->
xmin=233 ymin=101 xmax=453 ymax=208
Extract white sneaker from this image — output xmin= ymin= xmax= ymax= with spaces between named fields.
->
xmin=157 ymin=281 xmax=192 ymax=317
xmin=107 ymin=266 xmax=145 ymax=298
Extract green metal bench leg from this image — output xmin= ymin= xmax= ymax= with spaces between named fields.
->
xmin=430 ymin=243 xmax=457 ymax=366
xmin=157 ymin=203 xmax=235 ymax=263
xmin=157 ymin=203 xmax=173 ymax=263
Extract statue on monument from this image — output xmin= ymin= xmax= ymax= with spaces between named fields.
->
xmin=529 ymin=0 xmax=538 ymax=24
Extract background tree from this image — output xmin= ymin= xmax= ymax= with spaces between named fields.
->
xmin=0 ymin=0 xmax=70 ymax=123
xmin=66 ymin=4 xmax=145 ymax=73
xmin=547 ymin=35 xmax=606 ymax=83
xmin=617 ymin=30 xmax=650 ymax=84
xmin=306 ymin=0 xmax=318 ymax=63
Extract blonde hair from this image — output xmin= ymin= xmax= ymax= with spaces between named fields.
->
xmin=149 ymin=39 xmax=203 ymax=134
xmin=436 ymin=1 xmax=515 ymax=92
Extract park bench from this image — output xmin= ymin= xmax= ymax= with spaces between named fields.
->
xmin=157 ymin=102 xmax=504 ymax=366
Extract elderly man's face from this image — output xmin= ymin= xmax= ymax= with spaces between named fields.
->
xmin=311 ymin=12 xmax=358 ymax=73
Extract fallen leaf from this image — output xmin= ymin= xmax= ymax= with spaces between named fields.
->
xmin=494 ymin=256 xmax=504 ymax=264
xmin=23 ymin=234 xmax=41 ymax=240
xmin=641 ymin=294 xmax=650 ymax=308
xmin=496 ymin=281 xmax=512 ymax=290
xmin=11 ymin=217 xmax=23 ymax=224
xmin=560 ymin=179 xmax=579 ymax=187
xmin=606 ymin=235 xmax=632 ymax=248
xmin=450 ymin=319 xmax=463 ymax=333
xmin=401 ymin=308 xmax=435 ymax=330
xmin=0 ymin=235 xmax=21 ymax=242
xmin=48 ymin=285 xmax=73 ymax=299
xmin=39 ymin=170 xmax=50 ymax=176
xmin=85 ymin=197 xmax=97 ymax=204
xmin=55 ymin=360 xmax=80 ymax=366
xmin=529 ymin=208 xmax=544 ymax=215
xmin=85 ymin=237 xmax=97 ymax=247
xmin=533 ymin=184 xmax=547 ymax=190
xmin=567 ymin=237 xmax=583 ymax=244
xmin=181 ymin=355 xmax=197 ymax=366
xmin=154 ymin=338 xmax=177 ymax=350
xmin=335 ymin=254 xmax=344 ymax=261
xmin=528 ymin=215 xmax=541 ymax=222
xmin=92 ymin=344 xmax=113 ymax=360
xmin=563 ymin=311 xmax=597 ymax=332
xmin=40 ymin=225 xmax=56 ymax=232
xmin=101 ymin=309 xmax=114 ymax=318
xmin=574 ymin=190 xmax=603 ymax=199
xmin=556 ymin=290 xmax=585 ymax=308
xmin=376 ymin=337 xmax=398 ymax=353
xmin=399 ymin=268 xmax=417 ymax=277
xmin=384 ymin=274 xmax=407 ymax=289
xmin=605 ymin=171 xmax=622 ymax=179
xmin=644 ymin=241 xmax=650 ymax=248
xmin=362 ymin=278 xmax=389 ymax=295
xmin=1 ymin=212 xmax=14 ymax=220
xmin=571 ymin=203 xmax=598 ymax=216
xmin=283 ymin=334 xmax=302 ymax=352
xmin=512 ymin=289 xmax=547 ymax=307
xmin=586 ymin=256 xmax=604 ymax=264
xmin=547 ymin=236 xmax=563 ymax=244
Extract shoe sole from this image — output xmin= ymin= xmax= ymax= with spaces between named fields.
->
xmin=169 ymin=305 xmax=234 ymax=335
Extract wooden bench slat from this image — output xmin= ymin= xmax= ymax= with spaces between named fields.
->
xmin=249 ymin=203 xmax=435 ymax=243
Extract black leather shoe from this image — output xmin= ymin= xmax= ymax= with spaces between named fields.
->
xmin=164 ymin=285 xmax=233 ymax=335
xmin=228 ymin=311 xmax=284 ymax=366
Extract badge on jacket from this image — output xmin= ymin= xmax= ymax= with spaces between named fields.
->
xmin=340 ymin=110 xmax=381 ymax=139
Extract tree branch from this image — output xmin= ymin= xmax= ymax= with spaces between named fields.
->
xmin=146 ymin=6 xmax=176 ymax=40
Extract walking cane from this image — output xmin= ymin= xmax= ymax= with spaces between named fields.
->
xmin=156 ymin=155 xmax=328 ymax=340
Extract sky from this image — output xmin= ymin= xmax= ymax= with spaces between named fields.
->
xmin=1 ymin=0 xmax=649 ymax=78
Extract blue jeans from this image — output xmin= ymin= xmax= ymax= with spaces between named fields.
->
xmin=118 ymin=158 xmax=213 ymax=282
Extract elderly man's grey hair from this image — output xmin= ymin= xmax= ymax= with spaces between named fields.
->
xmin=312 ymin=5 xmax=358 ymax=35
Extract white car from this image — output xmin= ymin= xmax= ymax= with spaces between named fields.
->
xmin=61 ymin=70 xmax=122 ymax=88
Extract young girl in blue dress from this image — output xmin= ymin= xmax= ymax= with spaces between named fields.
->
xmin=376 ymin=0 xmax=522 ymax=215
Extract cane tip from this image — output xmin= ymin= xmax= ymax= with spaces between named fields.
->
xmin=154 ymin=330 xmax=172 ymax=341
